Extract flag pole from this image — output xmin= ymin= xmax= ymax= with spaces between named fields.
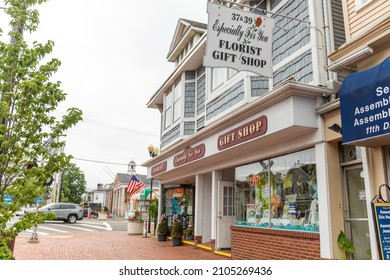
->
xmin=147 ymin=178 xmax=153 ymax=233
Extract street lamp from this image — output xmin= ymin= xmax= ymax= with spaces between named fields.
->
xmin=147 ymin=144 xmax=159 ymax=233
xmin=148 ymin=144 xmax=159 ymax=158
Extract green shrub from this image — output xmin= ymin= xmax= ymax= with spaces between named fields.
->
xmin=171 ymin=215 xmax=183 ymax=238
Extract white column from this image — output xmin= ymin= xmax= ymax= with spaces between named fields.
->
xmin=121 ymin=187 xmax=126 ymax=216
xmin=211 ymin=170 xmax=222 ymax=241
xmin=362 ymin=147 xmax=379 ymax=260
xmin=316 ymin=142 xmax=332 ymax=259
xmin=194 ymin=175 xmax=204 ymax=237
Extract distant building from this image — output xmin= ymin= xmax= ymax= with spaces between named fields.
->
xmin=108 ymin=160 xmax=159 ymax=217
xmin=83 ymin=183 xmax=111 ymax=211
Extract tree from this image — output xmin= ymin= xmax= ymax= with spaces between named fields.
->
xmin=60 ymin=163 xmax=86 ymax=204
xmin=147 ymin=198 xmax=158 ymax=235
xmin=0 ymin=0 xmax=82 ymax=259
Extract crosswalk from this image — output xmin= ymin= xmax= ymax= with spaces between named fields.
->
xmin=13 ymin=220 xmax=113 ymax=237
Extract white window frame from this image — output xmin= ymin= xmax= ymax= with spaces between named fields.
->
xmin=355 ymin=0 xmax=372 ymax=11
xmin=211 ymin=67 xmax=238 ymax=91
xmin=163 ymin=78 xmax=182 ymax=130
xmin=164 ymin=90 xmax=173 ymax=129
xmin=173 ymin=79 xmax=181 ymax=122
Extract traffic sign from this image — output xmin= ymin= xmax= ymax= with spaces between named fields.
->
xmin=2 ymin=194 xmax=13 ymax=206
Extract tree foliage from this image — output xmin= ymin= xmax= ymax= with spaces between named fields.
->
xmin=147 ymin=198 xmax=158 ymax=234
xmin=60 ymin=163 xmax=86 ymax=204
xmin=0 ymin=0 xmax=82 ymax=258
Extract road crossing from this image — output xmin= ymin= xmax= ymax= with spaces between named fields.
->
xmin=14 ymin=220 xmax=113 ymax=238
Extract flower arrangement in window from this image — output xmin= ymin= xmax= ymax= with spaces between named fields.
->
xmin=128 ymin=210 xmax=143 ymax=222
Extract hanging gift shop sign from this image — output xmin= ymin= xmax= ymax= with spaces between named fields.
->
xmin=204 ymin=2 xmax=275 ymax=77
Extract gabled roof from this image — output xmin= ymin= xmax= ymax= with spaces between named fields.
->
xmin=114 ymin=173 xmax=159 ymax=188
xmin=166 ymin=18 xmax=207 ymax=62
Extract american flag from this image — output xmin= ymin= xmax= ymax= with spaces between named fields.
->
xmin=126 ymin=175 xmax=146 ymax=197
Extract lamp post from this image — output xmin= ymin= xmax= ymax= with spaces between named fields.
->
xmin=147 ymin=144 xmax=159 ymax=233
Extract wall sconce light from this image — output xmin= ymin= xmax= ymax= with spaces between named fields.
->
xmin=328 ymin=123 xmax=342 ymax=134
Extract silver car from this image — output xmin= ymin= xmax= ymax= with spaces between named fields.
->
xmin=36 ymin=202 xmax=84 ymax=224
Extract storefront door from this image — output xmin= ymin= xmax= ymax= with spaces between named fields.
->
xmin=343 ymin=164 xmax=371 ymax=259
xmin=216 ymin=181 xmax=235 ymax=249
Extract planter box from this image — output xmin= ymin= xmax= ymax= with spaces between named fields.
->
xmin=172 ymin=237 xmax=182 ymax=246
xmin=98 ymin=213 xmax=107 ymax=220
xmin=127 ymin=221 xmax=144 ymax=235
xmin=157 ymin=233 xmax=167 ymax=241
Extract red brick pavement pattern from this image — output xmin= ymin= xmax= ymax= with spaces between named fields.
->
xmin=13 ymin=231 xmax=229 ymax=260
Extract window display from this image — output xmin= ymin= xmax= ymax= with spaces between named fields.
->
xmin=235 ymin=148 xmax=319 ymax=232
xmin=162 ymin=185 xmax=194 ymax=228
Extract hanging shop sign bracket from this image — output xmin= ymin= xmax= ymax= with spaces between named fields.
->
xmin=216 ymin=0 xmax=311 ymax=25
xmin=371 ymin=184 xmax=390 ymax=260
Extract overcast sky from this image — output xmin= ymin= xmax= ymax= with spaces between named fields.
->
xmin=1 ymin=0 xmax=209 ymax=188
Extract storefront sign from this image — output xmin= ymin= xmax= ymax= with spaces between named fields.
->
xmin=218 ymin=115 xmax=267 ymax=150
xmin=173 ymin=144 xmax=206 ymax=167
xmin=340 ymin=57 xmax=390 ymax=146
xmin=372 ymin=202 xmax=390 ymax=260
xmin=151 ymin=161 xmax=167 ymax=176
xmin=204 ymin=2 xmax=274 ymax=77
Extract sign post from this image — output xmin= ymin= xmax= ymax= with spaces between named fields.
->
xmin=371 ymin=184 xmax=390 ymax=260
xmin=29 ymin=198 xmax=42 ymax=243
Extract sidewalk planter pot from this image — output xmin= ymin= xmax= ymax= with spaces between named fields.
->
xmin=185 ymin=228 xmax=194 ymax=240
xmin=157 ymin=233 xmax=167 ymax=241
xmin=172 ymin=237 xmax=182 ymax=246
xmin=157 ymin=215 xmax=169 ymax=241
xmin=171 ymin=214 xmax=183 ymax=246
xmin=127 ymin=221 xmax=144 ymax=235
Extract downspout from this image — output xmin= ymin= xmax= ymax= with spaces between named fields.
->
xmin=323 ymin=0 xmax=338 ymax=101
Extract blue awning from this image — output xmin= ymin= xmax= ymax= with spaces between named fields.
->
xmin=339 ymin=56 xmax=390 ymax=146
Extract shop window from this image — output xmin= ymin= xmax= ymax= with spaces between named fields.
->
xmin=162 ymin=185 xmax=193 ymax=228
xmin=235 ymin=148 xmax=319 ymax=232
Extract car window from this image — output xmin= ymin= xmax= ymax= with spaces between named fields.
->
xmin=60 ymin=204 xmax=76 ymax=209
xmin=41 ymin=203 xmax=60 ymax=210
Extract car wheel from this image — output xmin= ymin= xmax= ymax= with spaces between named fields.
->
xmin=68 ymin=214 xmax=77 ymax=224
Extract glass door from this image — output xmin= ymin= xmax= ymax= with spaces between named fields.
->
xmin=343 ymin=164 xmax=371 ymax=259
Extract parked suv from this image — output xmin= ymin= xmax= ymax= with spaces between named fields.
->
xmin=33 ymin=202 xmax=84 ymax=224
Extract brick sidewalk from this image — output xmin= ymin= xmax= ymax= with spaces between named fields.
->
xmin=13 ymin=231 xmax=230 ymax=260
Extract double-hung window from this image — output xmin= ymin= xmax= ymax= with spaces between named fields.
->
xmin=173 ymin=79 xmax=181 ymax=122
xmin=211 ymin=68 xmax=237 ymax=91
xmin=164 ymin=90 xmax=172 ymax=129
xmin=164 ymin=78 xmax=182 ymax=129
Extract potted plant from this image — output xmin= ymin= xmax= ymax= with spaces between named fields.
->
xmin=337 ymin=230 xmax=355 ymax=260
xmin=127 ymin=210 xmax=144 ymax=235
xmin=171 ymin=214 xmax=183 ymax=246
xmin=157 ymin=214 xmax=169 ymax=241
xmin=185 ymin=227 xmax=194 ymax=240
